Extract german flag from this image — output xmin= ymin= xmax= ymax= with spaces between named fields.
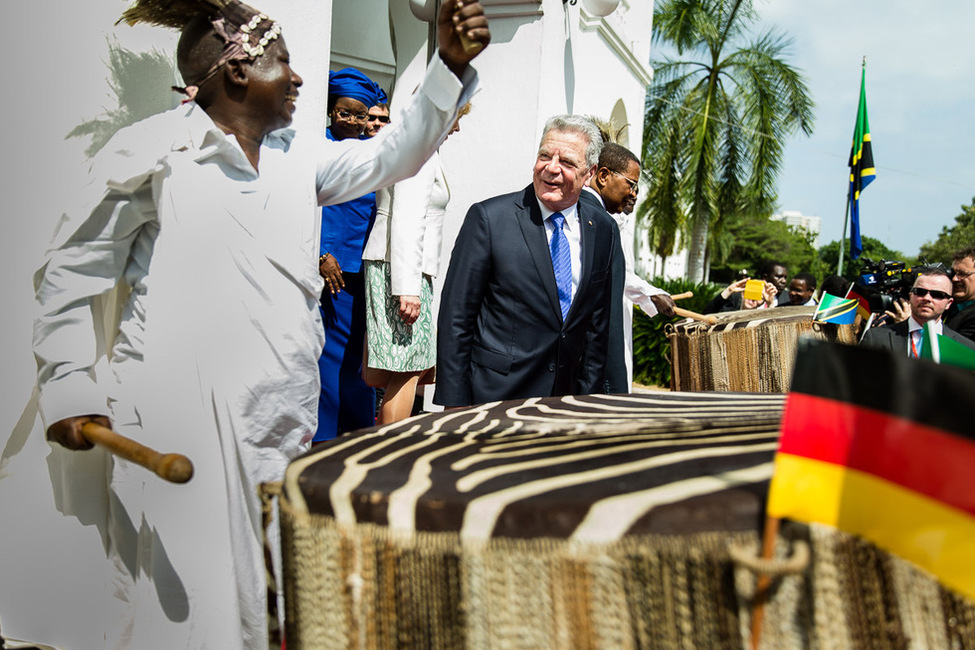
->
xmin=848 ymin=66 xmax=876 ymax=260
xmin=845 ymin=283 xmax=872 ymax=320
xmin=767 ymin=340 xmax=975 ymax=600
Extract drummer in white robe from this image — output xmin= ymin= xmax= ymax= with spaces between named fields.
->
xmin=18 ymin=1 xmax=489 ymax=648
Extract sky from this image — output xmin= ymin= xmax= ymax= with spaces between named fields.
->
xmin=745 ymin=0 xmax=975 ymax=260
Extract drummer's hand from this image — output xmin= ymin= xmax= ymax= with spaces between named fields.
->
xmin=650 ymin=294 xmax=676 ymax=318
xmin=398 ymin=295 xmax=421 ymax=325
xmin=319 ymin=254 xmax=344 ymax=294
xmin=721 ymin=278 xmax=749 ymax=300
xmin=762 ymin=282 xmax=778 ymax=305
xmin=437 ymin=0 xmax=490 ymax=78
xmin=46 ymin=414 xmax=111 ymax=451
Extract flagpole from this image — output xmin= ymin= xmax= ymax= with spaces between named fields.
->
xmin=837 ymin=191 xmax=851 ymax=276
xmin=749 ymin=514 xmax=781 ymax=650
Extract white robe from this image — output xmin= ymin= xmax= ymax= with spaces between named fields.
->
xmin=5 ymin=57 xmax=476 ymax=650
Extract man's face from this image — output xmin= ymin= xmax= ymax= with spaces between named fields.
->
xmin=787 ymin=278 xmax=813 ymax=305
xmin=597 ymin=159 xmax=640 ymax=215
xmin=951 ymin=255 xmax=975 ymax=302
xmin=533 ymin=130 xmax=594 ymax=212
xmin=765 ymin=265 xmax=788 ymax=294
xmin=328 ymin=96 xmax=369 ymax=141
xmin=909 ymin=274 xmax=954 ymax=324
xmin=364 ymin=105 xmax=390 ymax=138
xmin=246 ymin=38 xmax=302 ymax=134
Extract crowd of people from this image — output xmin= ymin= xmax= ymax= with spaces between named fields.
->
xmin=700 ymin=248 xmax=975 ymax=356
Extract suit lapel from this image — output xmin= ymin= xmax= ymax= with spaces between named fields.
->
xmin=516 ymin=186 xmax=562 ymax=321
xmin=570 ymin=195 xmax=599 ymax=321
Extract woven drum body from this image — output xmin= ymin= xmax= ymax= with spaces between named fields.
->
xmin=279 ymin=392 xmax=975 ymax=649
xmin=668 ymin=306 xmax=857 ymax=392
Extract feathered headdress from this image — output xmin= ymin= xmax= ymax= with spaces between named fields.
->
xmin=119 ymin=0 xmax=281 ymax=100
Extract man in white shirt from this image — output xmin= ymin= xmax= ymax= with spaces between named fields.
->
xmin=861 ymin=268 xmax=975 ymax=356
xmin=22 ymin=1 xmax=488 ymax=648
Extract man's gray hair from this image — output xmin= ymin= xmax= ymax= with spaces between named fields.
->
xmin=540 ymin=115 xmax=603 ymax=169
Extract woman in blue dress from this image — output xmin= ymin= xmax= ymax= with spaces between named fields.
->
xmin=315 ymin=68 xmax=387 ymax=441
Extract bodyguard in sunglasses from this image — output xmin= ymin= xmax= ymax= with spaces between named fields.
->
xmin=861 ymin=267 xmax=975 ymax=356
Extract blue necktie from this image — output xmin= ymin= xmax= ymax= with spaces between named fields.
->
xmin=550 ymin=212 xmax=572 ymax=320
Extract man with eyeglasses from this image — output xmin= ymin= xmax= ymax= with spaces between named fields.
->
xmin=862 ymin=268 xmax=975 ymax=355
xmin=945 ymin=246 xmax=975 ymax=342
xmin=581 ymin=142 xmax=674 ymax=391
xmin=365 ymin=102 xmax=391 ymax=138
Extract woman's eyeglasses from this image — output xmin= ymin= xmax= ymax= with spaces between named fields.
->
xmin=335 ymin=109 xmax=368 ymax=123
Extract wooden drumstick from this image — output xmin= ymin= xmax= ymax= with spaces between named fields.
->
xmin=454 ymin=1 xmax=484 ymax=56
xmin=81 ymin=422 xmax=194 ymax=484
xmin=669 ymin=291 xmax=694 ymax=301
xmin=673 ymin=306 xmax=717 ymax=325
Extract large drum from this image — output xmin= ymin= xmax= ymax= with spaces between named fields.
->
xmin=667 ymin=305 xmax=857 ymax=392
xmin=276 ymin=392 xmax=973 ymax=649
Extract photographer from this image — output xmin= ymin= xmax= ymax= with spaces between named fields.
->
xmin=861 ymin=268 xmax=975 ymax=356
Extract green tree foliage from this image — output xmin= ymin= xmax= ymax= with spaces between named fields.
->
xmin=640 ymin=0 xmax=814 ymax=283
xmin=631 ymin=277 xmax=723 ymax=388
xmin=818 ymin=236 xmax=914 ymax=282
xmin=918 ymin=197 xmax=975 ymax=265
xmin=708 ymin=212 xmax=823 ymax=284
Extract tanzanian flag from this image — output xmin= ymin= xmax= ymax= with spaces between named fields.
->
xmin=848 ymin=67 xmax=876 ymax=260
xmin=813 ymin=293 xmax=857 ymax=324
xmin=767 ymin=340 xmax=975 ymax=600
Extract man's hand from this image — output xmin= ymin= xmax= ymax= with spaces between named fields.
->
xmin=762 ymin=281 xmax=778 ymax=306
xmin=437 ymin=1 xmax=490 ymax=78
xmin=47 ymin=415 xmax=112 ymax=451
xmin=398 ymin=295 xmax=421 ymax=325
xmin=649 ymin=294 xmax=676 ymax=319
xmin=319 ymin=254 xmax=345 ymax=295
xmin=721 ymin=278 xmax=749 ymax=300
xmin=884 ymin=297 xmax=910 ymax=323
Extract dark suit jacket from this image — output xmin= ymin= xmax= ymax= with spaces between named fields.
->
xmin=945 ymin=303 xmax=975 ymax=342
xmin=434 ymin=185 xmax=621 ymax=407
xmin=578 ymin=190 xmax=628 ymax=393
xmin=860 ymin=319 xmax=975 ymax=355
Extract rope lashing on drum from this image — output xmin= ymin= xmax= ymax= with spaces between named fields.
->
xmin=728 ymin=538 xmax=810 ymax=577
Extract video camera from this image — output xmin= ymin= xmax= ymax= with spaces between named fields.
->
xmin=857 ymin=258 xmax=948 ymax=313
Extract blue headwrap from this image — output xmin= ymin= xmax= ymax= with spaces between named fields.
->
xmin=328 ymin=68 xmax=388 ymax=108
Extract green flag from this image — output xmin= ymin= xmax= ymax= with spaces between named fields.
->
xmin=920 ymin=322 xmax=975 ymax=371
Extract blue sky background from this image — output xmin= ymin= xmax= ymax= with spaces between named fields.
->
xmin=750 ymin=0 xmax=975 ymax=260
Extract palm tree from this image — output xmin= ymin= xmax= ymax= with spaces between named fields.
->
xmin=641 ymin=0 xmax=814 ymax=282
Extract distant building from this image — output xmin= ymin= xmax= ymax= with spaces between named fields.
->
xmin=771 ymin=210 xmax=821 ymax=249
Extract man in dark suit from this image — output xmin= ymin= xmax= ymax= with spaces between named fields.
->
xmin=435 ymin=115 xmax=621 ymax=407
xmin=945 ymin=246 xmax=975 ymax=342
xmin=861 ymin=268 xmax=975 ymax=355
xmin=580 ymin=143 xmax=674 ymax=392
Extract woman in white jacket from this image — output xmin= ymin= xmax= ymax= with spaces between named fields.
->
xmin=362 ymin=104 xmax=471 ymax=423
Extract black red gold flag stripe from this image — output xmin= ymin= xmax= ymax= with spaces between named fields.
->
xmin=767 ymin=340 xmax=975 ymax=600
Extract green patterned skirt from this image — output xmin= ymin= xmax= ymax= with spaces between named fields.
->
xmin=364 ymin=260 xmax=436 ymax=373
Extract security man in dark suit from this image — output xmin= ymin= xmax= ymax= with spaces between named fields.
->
xmin=861 ymin=268 xmax=975 ymax=355
xmin=435 ymin=115 xmax=622 ymax=407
